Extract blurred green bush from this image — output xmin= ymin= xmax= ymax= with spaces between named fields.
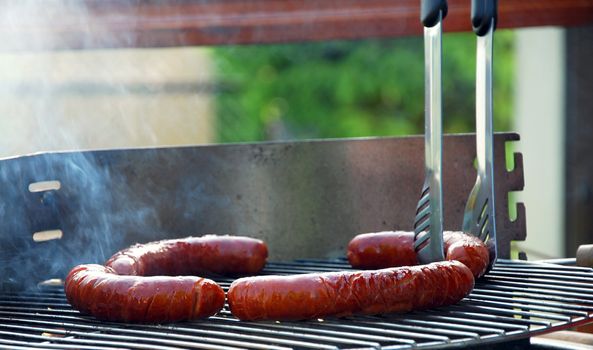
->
xmin=214 ymin=31 xmax=514 ymax=143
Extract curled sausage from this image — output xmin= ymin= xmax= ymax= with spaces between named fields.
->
xmin=347 ymin=231 xmax=489 ymax=278
xmin=64 ymin=264 xmax=225 ymax=323
xmin=66 ymin=235 xmax=267 ymax=322
xmin=105 ymin=235 xmax=268 ymax=276
xmin=228 ymin=260 xmax=474 ymax=321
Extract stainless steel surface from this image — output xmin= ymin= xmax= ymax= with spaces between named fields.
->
xmin=414 ymin=12 xmax=445 ymax=264
xmin=463 ymin=20 xmax=497 ymax=257
xmin=0 ymin=133 xmax=525 ymax=290
xmin=537 ymin=258 xmax=578 ymax=266
xmin=1 ymin=259 xmax=593 ymax=349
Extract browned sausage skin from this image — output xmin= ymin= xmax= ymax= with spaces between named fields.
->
xmin=347 ymin=231 xmax=490 ymax=278
xmin=66 ymin=235 xmax=267 ymax=322
xmin=64 ymin=264 xmax=225 ymax=322
xmin=442 ymin=231 xmax=491 ymax=278
xmin=228 ymin=260 xmax=474 ymax=321
xmin=105 ymin=235 xmax=268 ymax=276
xmin=347 ymin=231 xmax=418 ymax=268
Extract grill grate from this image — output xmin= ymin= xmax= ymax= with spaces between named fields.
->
xmin=1 ymin=259 xmax=593 ymax=349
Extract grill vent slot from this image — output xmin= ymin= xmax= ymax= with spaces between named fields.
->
xmin=28 ymin=181 xmax=61 ymax=193
xmin=32 ymin=229 xmax=63 ymax=242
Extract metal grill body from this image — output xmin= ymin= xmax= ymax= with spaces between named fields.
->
xmin=0 ymin=133 xmax=525 ymax=291
xmin=1 ymin=259 xmax=593 ymax=349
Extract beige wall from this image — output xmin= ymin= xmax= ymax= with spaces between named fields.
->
xmin=0 ymin=48 xmax=214 ymax=158
xmin=514 ymin=27 xmax=565 ymax=259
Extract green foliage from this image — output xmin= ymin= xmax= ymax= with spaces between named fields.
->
xmin=213 ymin=31 xmax=514 ymax=143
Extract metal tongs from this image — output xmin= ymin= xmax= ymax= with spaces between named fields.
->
xmin=414 ymin=0 xmax=448 ymax=264
xmin=462 ymin=0 xmax=498 ymax=261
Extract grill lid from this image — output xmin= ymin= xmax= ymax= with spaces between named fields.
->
xmin=1 ymin=259 xmax=593 ymax=349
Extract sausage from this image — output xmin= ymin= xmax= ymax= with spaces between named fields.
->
xmin=227 ymin=260 xmax=474 ymax=321
xmin=105 ymin=235 xmax=268 ymax=276
xmin=64 ymin=264 xmax=225 ymax=322
xmin=442 ymin=231 xmax=491 ymax=278
xmin=347 ymin=231 xmax=490 ymax=278
xmin=65 ymin=235 xmax=266 ymax=322
xmin=347 ymin=231 xmax=418 ymax=269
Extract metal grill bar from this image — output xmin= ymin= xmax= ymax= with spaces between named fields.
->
xmin=472 ymin=287 xmax=593 ymax=305
xmin=1 ymin=260 xmax=593 ymax=349
xmin=187 ymin=321 xmax=382 ymax=348
xmin=228 ymin=320 xmax=414 ymax=345
xmin=0 ymin=328 xmax=184 ymax=350
xmin=415 ymin=314 xmax=528 ymax=331
xmin=0 ymin=339 xmax=118 ymax=350
xmin=390 ymin=318 xmax=505 ymax=334
xmin=0 ymin=317 xmax=287 ymax=350
xmin=483 ymin=278 xmax=593 ymax=294
xmin=452 ymin=302 xmax=572 ymax=321
xmin=490 ymin=267 xmax=593 ymax=279
xmin=468 ymin=292 xmax=593 ymax=312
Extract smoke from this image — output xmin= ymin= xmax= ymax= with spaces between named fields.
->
xmin=0 ymin=1 xmax=214 ymax=290
xmin=0 ymin=1 xmax=122 ymax=290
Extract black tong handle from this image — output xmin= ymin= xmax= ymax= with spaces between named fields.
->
xmin=421 ymin=0 xmax=448 ymax=27
xmin=472 ymin=0 xmax=498 ymax=36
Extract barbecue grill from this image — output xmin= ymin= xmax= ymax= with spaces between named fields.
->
xmin=2 ymin=1 xmax=593 ymax=349
xmin=0 ymin=132 xmax=589 ymax=349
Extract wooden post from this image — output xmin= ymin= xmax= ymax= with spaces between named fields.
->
xmin=565 ymin=25 xmax=593 ymax=257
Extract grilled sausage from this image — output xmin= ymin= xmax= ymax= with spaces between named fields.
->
xmin=347 ymin=231 xmax=418 ymax=269
xmin=64 ymin=264 xmax=225 ymax=322
xmin=228 ymin=260 xmax=474 ymax=321
xmin=442 ymin=231 xmax=491 ymax=278
xmin=105 ymin=235 xmax=268 ymax=276
xmin=347 ymin=231 xmax=490 ymax=278
xmin=66 ymin=235 xmax=266 ymax=322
